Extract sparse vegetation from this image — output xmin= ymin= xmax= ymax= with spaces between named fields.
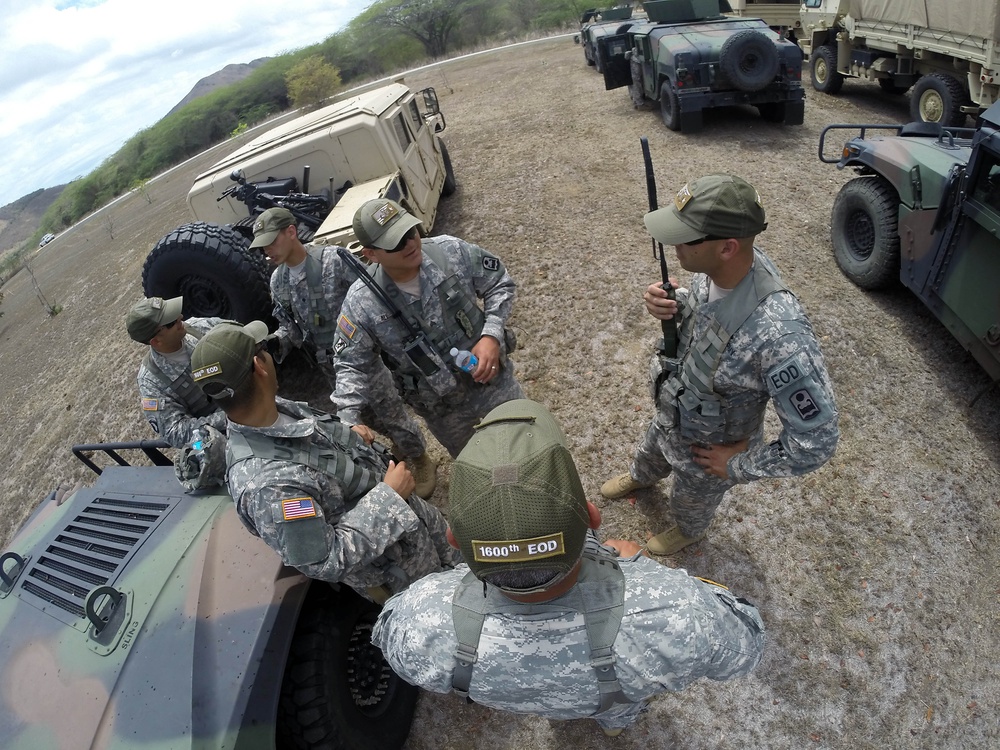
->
xmin=285 ymin=55 xmax=343 ymax=108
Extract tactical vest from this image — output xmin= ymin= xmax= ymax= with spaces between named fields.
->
xmin=661 ymin=251 xmax=790 ymax=442
xmin=273 ymin=246 xmax=345 ymax=363
xmin=226 ymin=408 xmax=388 ymax=510
xmin=450 ymin=553 xmax=633 ymax=715
xmin=374 ymin=239 xmax=486 ymax=364
xmin=142 ymin=329 xmax=215 ymax=417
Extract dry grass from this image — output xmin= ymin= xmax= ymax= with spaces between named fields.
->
xmin=1 ymin=37 xmax=997 ymax=750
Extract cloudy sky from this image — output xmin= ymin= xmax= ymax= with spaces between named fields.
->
xmin=0 ymin=0 xmax=371 ymax=208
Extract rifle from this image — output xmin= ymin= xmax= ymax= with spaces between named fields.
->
xmin=640 ymin=136 xmax=678 ymax=359
xmin=335 ymin=247 xmax=442 ymax=376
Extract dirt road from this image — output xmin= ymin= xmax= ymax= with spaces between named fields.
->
xmin=1 ymin=36 xmax=996 ymax=750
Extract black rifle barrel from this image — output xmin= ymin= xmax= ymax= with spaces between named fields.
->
xmin=640 ymin=136 xmax=678 ymax=358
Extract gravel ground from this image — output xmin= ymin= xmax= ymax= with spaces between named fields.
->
xmin=1 ymin=35 xmax=997 ymax=750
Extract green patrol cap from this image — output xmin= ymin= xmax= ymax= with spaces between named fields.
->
xmin=249 ymin=207 xmax=296 ymax=249
xmin=353 ymin=198 xmax=423 ymax=250
xmin=644 ymin=173 xmax=767 ymax=245
xmin=449 ymin=399 xmax=589 ymax=592
xmin=126 ymin=295 xmax=183 ymax=343
xmin=190 ymin=320 xmax=269 ymax=399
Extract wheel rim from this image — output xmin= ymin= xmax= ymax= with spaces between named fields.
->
xmin=814 ymin=58 xmax=828 ymax=84
xmin=845 ymin=209 xmax=875 ymax=261
xmin=177 ymin=275 xmax=234 ymax=318
xmin=919 ymin=90 xmax=944 ymax=122
xmin=346 ymin=619 xmax=394 ymax=715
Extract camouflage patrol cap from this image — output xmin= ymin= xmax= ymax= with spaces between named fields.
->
xmin=190 ymin=320 xmax=269 ymax=399
xmin=448 ymin=399 xmax=589 ymax=593
xmin=249 ymin=207 xmax=296 ymax=248
xmin=644 ymin=173 xmax=767 ymax=245
xmin=126 ymin=295 xmax=183 ymax=343
xmin=353 ymin=198 xmax=422 ymax=250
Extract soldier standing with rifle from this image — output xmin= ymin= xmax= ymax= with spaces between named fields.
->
xmin=602 ymin=163 xmax=840 ymax=555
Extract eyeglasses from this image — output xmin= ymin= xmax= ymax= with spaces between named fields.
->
xmin=157 ymin=317 xmax=181 ymax=334
xmin=683 ymin=235 xmax=726 ymax=246
xmin=386 ymin=227 xmax=418 ymax=253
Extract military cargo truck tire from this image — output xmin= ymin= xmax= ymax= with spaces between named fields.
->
xmin=719 ymin=30 xmax=779 ymax=92
xmin=277 ymin=586 xmax=418 ymax=750
xmin=660 ymin=81 xmax=682 ymax=131
xmin=911 ymin=73 xmax=967 ymax=127
xmin=440 ymin=140 xmax=457 ymax=196
xmin=811 ymin=45 xmax=844 ymax=95
xmin=831 ymin=176 xmax=901 ymax=290
xmin=143 ymin=222 xmax=272 ymax=323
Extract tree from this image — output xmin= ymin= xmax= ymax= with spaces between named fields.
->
xmin=367 ymin=0 xmax=487 ymax=58
xmin=285 ymin=56 xmax=342 ymax=109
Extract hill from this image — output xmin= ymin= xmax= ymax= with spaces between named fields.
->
xmin=164 ymin=57 xmax=270 ymax=117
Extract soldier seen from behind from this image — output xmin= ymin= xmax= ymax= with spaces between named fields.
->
xmin=332 ymin=198 xmax=524 ymax=459
xmin=190 ymin=320 xmax=461 ymax=604
xmin=251 ymin=207 xmax=438 ymax=498
xmin=602 ymin=174 xmax=839 ymax=554
xmin=373 ymin=399 xmax=765 ymax=737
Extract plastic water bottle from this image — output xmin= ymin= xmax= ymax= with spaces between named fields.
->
xmin=450 ymin=347 xmax=478 ymax=373
xmin=191 ymin=428 xmax=207 ymax=452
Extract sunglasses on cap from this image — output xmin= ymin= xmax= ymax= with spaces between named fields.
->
xmin=385 ymin=227 xmax=419 ymax=253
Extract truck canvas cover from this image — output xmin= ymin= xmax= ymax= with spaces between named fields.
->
xmin=849 ymin=0 xmax=1000 ymax=41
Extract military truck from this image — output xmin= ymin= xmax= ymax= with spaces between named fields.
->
xmin=722 ymin=0 xmax=802 ymax=41
xmin=574 ymin=6 xmax=638 ymax=72
xmin=598 ymin=0 xmax=805 ymax=133
xmin=0 ymin=441 xmax=417 ymax=749
xmin=799 ymin=0 xmax=1000 ymax=127
xmin=142 ymin=81 xmax=456 ymax=323
xmin=820 ymin=103 xmax=1000 ymax=381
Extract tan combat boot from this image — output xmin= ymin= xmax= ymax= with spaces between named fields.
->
xmin=600 ymin=472 xmax=653 ymax=500
xmin=409 ymin=452 xmax=438 ymax=499
xmin=645 ymin=526 xmax=706 ymax=556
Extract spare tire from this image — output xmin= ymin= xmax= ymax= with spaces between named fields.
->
xmin=719 ymin=30 xmax=780 ymax=92
xmin=143 ymin=222 xmax=272 ymax=323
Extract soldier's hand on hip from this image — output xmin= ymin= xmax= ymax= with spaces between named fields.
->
xmin=691 ymin=438 xmax=749 ymax=479
xmin=471 ymin=335 xmax=502 ymax=384
xmin=644 ymin=280 xmax=680 ymax=320
xmin=350 ymin=424 xmax=376 ymax=444
xmin=384 ymin=460 xmax=416 ymax=498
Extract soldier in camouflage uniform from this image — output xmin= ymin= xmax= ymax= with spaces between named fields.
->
xmin=602 ymin=174 xmax=839 ymax=555
xmin=189 ymin=320 xmax=461 ymax=603
xmin=126 ymin=295 xmax=225 ymax=448
xmin=333 ymin=198 xmax=524 ymax=458
xmin=250 ymin=207 xmax=437 ymax=499
xmin=373 ymin=399 xmax=765 ymax=737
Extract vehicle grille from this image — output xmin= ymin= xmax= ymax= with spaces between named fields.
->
xmin=19 ymin=495 xmax=175 ymax=620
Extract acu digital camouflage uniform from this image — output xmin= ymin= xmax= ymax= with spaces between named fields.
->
xmin=225 ymin=397 xmax=460 ymax=598
xmin=373 ymin=537 xmax=765 ymax=731
xmin=136 ymin=316 xmax=226 ymax=448
xmin=630 ymin=248 xmax=839 ymax=537
xmin=269 ymin=241 xmax=426 ymax=457
xmin=333 ymin=235 xmax=524 ymax=457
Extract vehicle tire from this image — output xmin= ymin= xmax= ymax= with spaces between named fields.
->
xmin=830 ymin=176 xmax=900 ymax=290
xmin=911 ymin=73 xmax=967 ymax=127
xmin=660 ymin=80 xmax=681 ymax=131
xmin=439 ymin=139 xmax=457 ymax=197
xmin=811 ymin=45 xmax=844 ymax=94
xmin=584 ymin=44 xmax=595 ymax=66
xmin=877 ymin=78 xmax=909 ymax=95
xmin=277 ymin=586 xmax=418 ymax=750
xmin=719 ymin=30 xmax=779 ymax=92
xmin=142 ymin=222 xmax=272 ymax=323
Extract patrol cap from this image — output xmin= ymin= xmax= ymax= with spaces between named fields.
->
xmin=644 ymin=173 xmax=767 ymax=245
xmin=353 ymin=198 xmax=422 ymax=250
xmin=126 ymin=295 xmax=184 ymax=343
xmin=448 ymin=399 xmax=589 ymax=592
xmin=249 ymin=207 xmax=296 ymax=249
xmin=190 ymin=320 xmax=269 ymax=399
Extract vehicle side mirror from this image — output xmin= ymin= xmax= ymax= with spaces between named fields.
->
xmin=421 ymin=87 xmax=440 ymax=115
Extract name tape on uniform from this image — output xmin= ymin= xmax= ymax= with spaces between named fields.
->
xmin=471 ymin=532 xmax=565 ymax=563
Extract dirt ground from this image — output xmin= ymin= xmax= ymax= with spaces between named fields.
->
xmin=1 ymin=36 xmax=997 ymax=750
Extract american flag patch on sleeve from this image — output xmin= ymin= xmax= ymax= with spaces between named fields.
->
xmin=141 ymin=398 xmax=159 ymax=411
xmin=281 ymin=497 xmax=318 ymax=520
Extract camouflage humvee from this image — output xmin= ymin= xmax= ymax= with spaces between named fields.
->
xmin=0 ymin=442 xmax=416 ymax=749
xmin=574 ymin=6 xmax=637 ymax=73
xmin=819 ymin=103 xmax=1000 ymax=381
xmin=597 ymin=0 xmax=805 ymax=133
